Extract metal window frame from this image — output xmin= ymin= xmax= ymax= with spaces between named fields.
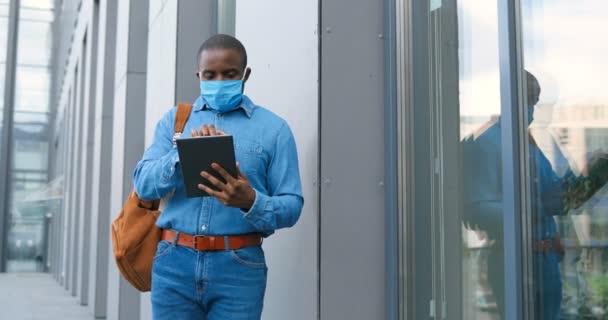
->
xmin=0 ymin=0 xmax=20 ymax=273
xmin=394 ymin=0 xmax=417 ymax=317
xmin=498 ymin=0 xmax=531 ymax=318
xmin=384 ymin=0 xmax=399 ymax=318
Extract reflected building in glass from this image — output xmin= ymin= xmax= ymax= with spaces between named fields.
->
xmin=0 ymin=0 xmax=54 ymax=273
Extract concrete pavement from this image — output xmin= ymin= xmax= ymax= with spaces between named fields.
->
xmin=0 ymin=273 xmax=94 ymax=320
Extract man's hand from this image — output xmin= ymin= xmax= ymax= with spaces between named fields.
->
xmin=198 ymin=163 xmax=256 ymax=210
xmin=191 ymin=124 xmax=224 ymax=137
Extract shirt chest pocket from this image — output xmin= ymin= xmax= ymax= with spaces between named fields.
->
xmin=234 ymin=139 xmax=267 ymax=176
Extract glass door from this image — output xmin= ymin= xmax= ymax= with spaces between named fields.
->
xmin=433 ymin=1 xmax=507 ymax=319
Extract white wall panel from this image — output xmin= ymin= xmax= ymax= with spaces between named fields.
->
xmin=145 ymin=0 xmax=177 ymax=146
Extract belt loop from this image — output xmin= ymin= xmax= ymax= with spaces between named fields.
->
xmin=172 ymin=231 xmax=179 ymax=247
xmin=224 ymin=236 xmax=230 ymax=250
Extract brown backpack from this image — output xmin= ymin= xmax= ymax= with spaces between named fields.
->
xmin=111 ymin=103 xmax=192 ymax=292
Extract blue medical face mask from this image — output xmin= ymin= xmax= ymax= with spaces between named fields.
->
xmin=527 ymin=106 xmax=534 ymax=126
xmin=200 ymin=70 xmax=247 ymax=112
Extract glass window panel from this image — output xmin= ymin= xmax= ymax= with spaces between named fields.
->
xmin=0 ymin=3 xmax=8 ymax=17
xmin=0 ymin=17 xmax=7 ymax=62
xmin=15 ymin=66 xmax=50 ymax=112
xmin=16 ymin=66 xmax=50 ymax=92
xmin=6 ymin=3 xmax=53 ymax=273
xmin=16 ymin=21 xmax=52 ymax=65
xmin=15 ymin=88 xmax=50 ymax=112
xmin=13 ymin=110 xmax=48 ymax=123
xmin=20 ymin=0 xmax=53 ymax=10
xmin=521 ymin=1 xmax=608 ymax=318
xmin=412 ymin=0 xmax=510 ymax=318
xmin=455 ymin=1 xmax=505 ymax=319
xmin=0 ymin=63 xmax=5 ymax=99
xmin=19 ymin=7 xmax=53 ymax=22
xmin=0 ymin=7 xmax=7 ymax=168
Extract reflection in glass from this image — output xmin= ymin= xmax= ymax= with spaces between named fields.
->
xmin=6 ymin=1 xmax=54 ymax=272
xmin=455 ymin=1 xmax=504 ymax=319
xmin=522 ymin=0 xmax=608 ymax=318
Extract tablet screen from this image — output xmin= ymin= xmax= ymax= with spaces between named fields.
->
xmin=175 ymin=135 xmax=237 ymax=197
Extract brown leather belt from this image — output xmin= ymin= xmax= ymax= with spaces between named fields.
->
xmin=533 ymin=237 xmax=564 ymax=255
xmin=161 ymin=229 xmax=262 ymax=251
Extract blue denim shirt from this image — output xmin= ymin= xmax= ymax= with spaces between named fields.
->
xmin=133 ymin=95 xmax=304 ymax=237
xmin=463 ymin=120 xmax=563 ymax=240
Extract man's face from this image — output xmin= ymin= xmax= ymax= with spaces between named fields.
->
xmin=197 ymin=48 xmax=249 ymax=81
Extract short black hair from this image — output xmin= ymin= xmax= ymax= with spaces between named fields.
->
xmin=197 ymin=34 xmax=247 ymax=69
xmin=526 ymin=70 xmax=541 ymax=106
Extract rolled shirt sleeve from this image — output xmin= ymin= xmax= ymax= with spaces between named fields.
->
xmin=133 ymin=108 xmax=181 ymax=200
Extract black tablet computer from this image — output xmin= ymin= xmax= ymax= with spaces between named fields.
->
xmin=175 ymin=135 xmax=238 ymax=197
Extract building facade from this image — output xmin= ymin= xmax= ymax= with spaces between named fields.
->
xmin=1 ymin=0 xmax=607 ymax=319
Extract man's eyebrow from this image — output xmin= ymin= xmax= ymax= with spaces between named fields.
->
xmin=201 ymin=69 xmax=216 ymax=74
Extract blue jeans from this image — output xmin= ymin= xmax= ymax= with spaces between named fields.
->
xmin=151 ymin=239 xmax=268 ymax=319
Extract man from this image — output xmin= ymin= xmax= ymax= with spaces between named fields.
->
xmin=463 ymin=71 xmax=564 ymax=319
xmin=133 ymin=34 xmax=304 ymax=319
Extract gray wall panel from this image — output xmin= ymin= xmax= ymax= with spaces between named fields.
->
xmin=320 ymin=0 xmax=386 ymax=319
xmin=66 ymin=60 xmax=81 ymax=292
xmin=175 ymin=0 xmax=215 ymax=105
xmin=71 ymin=35 xmax=86 ymax=298
xmin=77 ymin=1 xmax=99 ymax=305
xmin=89 ymin=0 xmax=117 ymax=316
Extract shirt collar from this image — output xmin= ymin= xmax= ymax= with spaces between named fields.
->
xmin=193 ymin=95 xmax=255 ymax=118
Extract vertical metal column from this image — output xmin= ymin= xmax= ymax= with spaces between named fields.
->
xmin=0 ymin=0 xmax=20 ymax=273
xmin=88 ymin=0 xmax=116 ymax=317
xmin=383 ymin=0 xmax=399 ymax=319
xmin=498 ymin=0 xmax=528 ymax=318
xmin=395 ymin=0 xmax=414 ymax=318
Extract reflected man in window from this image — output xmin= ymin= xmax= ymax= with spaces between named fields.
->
xmin=463 ymin=71 xmax=565 ymax=320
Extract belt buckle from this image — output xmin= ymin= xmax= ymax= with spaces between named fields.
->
xmin=537 ymin=239 xmax=551 ymax=254
xmin=192 ymin=235 xmax=206 ymax=249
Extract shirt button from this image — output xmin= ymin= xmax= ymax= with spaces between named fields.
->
xmin=201 ymin=225 xmax=207 ymax=231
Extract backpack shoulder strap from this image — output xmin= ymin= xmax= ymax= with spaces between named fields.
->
xmin=174 ymin=103 xmax=192 ymax=134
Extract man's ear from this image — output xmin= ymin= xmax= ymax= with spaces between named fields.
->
xmin=243 ymin=67 xmax=252 ymax=82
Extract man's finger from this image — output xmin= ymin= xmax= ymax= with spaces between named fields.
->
xmin=200 ymin=171 xmax=228 ymax=191
xmin=236 ymin=162 xmax=251 ymax=181
xmin=191 ymin=128 xmax=198 ymax=137
xmin=217 ymin=130 xmax=225 ymax=135
xmin=209 ymin=124 xmax=217 ymax=136
xmin=235 ymin=162 xmax=247 ymax=179
xmin=200 ymin=125 xmax=210 ymax=136
xmin=197 ymin=183 xmax=227 ymax=200
xmin=211 ymin=163 xmax=237 ymax=184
